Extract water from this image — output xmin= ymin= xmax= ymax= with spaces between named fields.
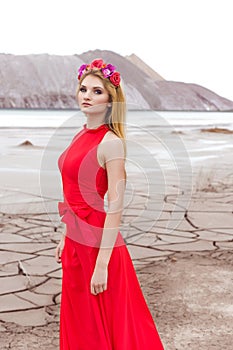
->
xmin=0 ymin=109 xmax=233 ymax=150
xmin=0 ymin=109 xmax=233 ymax=130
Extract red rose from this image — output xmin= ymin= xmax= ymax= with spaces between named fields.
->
xmin=90 ymin=59 xmax=104 ymax=69
xmin=110 ymin=72 xmax=121 ymax=86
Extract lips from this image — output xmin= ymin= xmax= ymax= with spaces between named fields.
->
xmin=82 ymin=102 xmax=92 ymax=107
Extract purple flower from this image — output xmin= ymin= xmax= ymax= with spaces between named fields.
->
xmin=78 ymin=64 xmax=88 ymax=79
xmin=101 ymin=64 xmax=116 ymax=78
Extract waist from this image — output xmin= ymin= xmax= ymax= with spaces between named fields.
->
xmin=58 ymin=200 xmax=105 ymax=219
xmin=57 ymin=201 xmax=125 ymax=248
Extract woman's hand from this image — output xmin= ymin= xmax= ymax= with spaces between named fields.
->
xmin=55 ymin=235 xmax=65 ymax=263
xmin=90 ymin=264 xmax=108 ymax=295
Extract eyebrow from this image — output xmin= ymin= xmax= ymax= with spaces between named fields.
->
xmin=80 ymin=84 xmax=104 ymax=89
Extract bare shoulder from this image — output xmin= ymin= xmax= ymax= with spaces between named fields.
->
xmin=98 ymin=131 xmax=125 ymax=166
xmin=102 ymin=130 xmax=120 ymax=141
xmin=100 ymin=130 xmax=124 ymax=148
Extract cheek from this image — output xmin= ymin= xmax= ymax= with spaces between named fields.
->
xmin=95 ymin=94 xmax=109 ymax=105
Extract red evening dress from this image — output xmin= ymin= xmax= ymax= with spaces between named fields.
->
xmin=58 ymin=123 xmax=164 ymax=350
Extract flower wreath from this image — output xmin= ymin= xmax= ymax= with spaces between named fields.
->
xmin=77 ymin=59 xmax=121 ymax=87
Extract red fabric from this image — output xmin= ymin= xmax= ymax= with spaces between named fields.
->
xmin=58 ymin=123 xmax=164 ymax=349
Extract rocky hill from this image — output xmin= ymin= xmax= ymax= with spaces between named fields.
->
xmin=0 ymin=50 xmax=233 ymax=111
xmin=125 ymin=53 xmax=165 ymax=81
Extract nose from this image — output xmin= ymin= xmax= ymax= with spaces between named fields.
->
xmin=83 ymin=90 xmax=91 ymax=100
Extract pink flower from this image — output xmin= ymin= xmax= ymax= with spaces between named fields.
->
xmin=90 ymin=59 xmax=104 ymax=69
xmin=110 ymin=72 xmax=121 ymax=86
xmin=78 ymin=64 xmax=88 ymax=80
xmin=101 ymin=64 xmax=116 ymax=78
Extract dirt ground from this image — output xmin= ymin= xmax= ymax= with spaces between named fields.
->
xmin=141 ymin=251 xmax=233 ymax=349
xmin=1 ymin=250 xmax=233 ymax=350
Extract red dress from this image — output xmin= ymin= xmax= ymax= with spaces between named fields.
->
xmin=58 ymin=123 xmax=164 ymax=349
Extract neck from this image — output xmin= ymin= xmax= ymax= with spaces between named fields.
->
xmin=86 ymin=115 xmax=105 ymax=129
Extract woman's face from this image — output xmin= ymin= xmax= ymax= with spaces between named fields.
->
xmin=77 ymin=74 xmax=110 ymax=117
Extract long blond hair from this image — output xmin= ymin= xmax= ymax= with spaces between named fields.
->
xmin=76 ymin=70 xmax=127 ymax=156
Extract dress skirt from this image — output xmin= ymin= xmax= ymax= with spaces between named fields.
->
xmin=60 ymin=234 xmax=164 ymax=349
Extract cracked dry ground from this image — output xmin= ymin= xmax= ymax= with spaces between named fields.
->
xmin=0 ymin=186 xmax=233 ymax=349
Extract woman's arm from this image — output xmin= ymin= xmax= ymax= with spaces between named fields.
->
xmin=90 ymin=135 xmax=126 ymax=294
xmin=96 ymin=136 xmax=126 ymax=266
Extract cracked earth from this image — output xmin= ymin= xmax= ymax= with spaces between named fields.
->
xmin=1 ymin=179 xmax=233 ymax=349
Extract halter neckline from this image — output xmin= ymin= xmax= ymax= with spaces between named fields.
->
xmin=83 ymin=123 xmax=108 ymax=133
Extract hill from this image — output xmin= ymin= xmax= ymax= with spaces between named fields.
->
xmin=0 ymin=50 xmax=233 ymax=111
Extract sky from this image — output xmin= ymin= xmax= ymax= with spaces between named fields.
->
xmin=1 ymin=0 xmax=233 ymax=101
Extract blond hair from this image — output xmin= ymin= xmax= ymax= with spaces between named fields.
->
xmin=76 ymin=70 xmax=127 ymax=156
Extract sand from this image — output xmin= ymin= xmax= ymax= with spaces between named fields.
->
xmin=0 ymin=126 xmax=233 ymax=349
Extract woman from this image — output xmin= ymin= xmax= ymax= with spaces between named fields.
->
xmin=55 ymin=59 xmax=164 ymax=349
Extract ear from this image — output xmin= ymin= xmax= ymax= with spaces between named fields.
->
xmin=107 ymin=103 xmax=112 ymax=108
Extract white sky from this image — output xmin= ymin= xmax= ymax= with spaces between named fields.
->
xmin=1 ymin=0 xmax=233 ymax=101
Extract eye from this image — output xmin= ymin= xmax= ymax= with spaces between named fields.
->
xmin=79 ymin=87 xmax=86 ymax=93
xmin=94 ymin=89 xmax=102 ymax=95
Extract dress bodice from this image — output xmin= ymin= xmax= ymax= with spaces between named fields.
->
xmin=58 ymin=123 xmax=110 ymax=214
xmin=57 ymin=123 xmax=125 ymax=248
